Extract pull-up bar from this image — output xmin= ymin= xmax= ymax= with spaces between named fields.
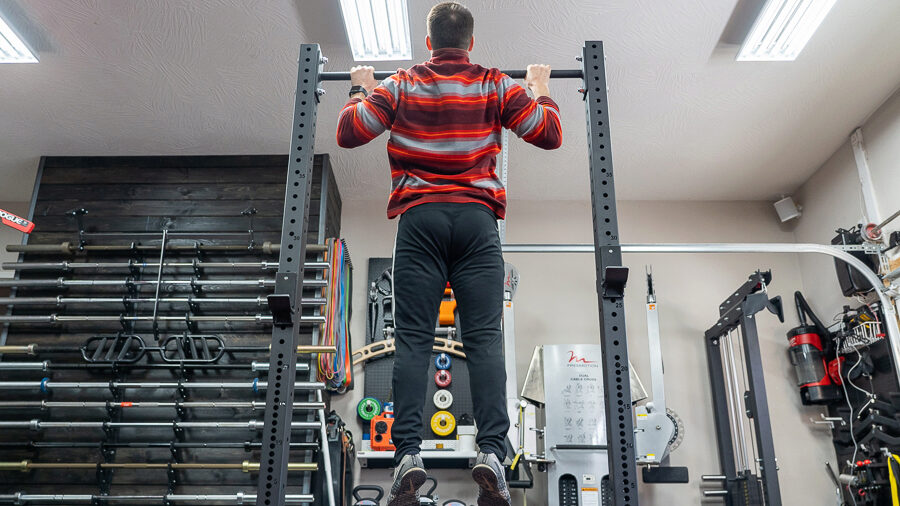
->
xmin=318 ymin=69 xmax=584 ymax=81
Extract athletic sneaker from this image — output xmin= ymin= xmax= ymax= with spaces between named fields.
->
xmin=471 ymin=452 xmax=512 ymax=506
xmin=387 ymin=454 xmax=427 ymax=506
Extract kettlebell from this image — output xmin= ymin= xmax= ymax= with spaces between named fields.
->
xmin=418 ymin=476 xmax=438 ymax=505
xmin=352 ymin=485 xmax=384 ymax=506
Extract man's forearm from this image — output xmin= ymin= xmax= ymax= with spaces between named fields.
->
xmin=350 ymin=92 xmax=366 ymax=101
xmin=531 ymin=86 xmax=551 ymax=100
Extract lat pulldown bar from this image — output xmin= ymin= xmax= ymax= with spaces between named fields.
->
xmin=0 ymin=419 xmax=321 ymax=431
xmin=0 ymin=492 xmax=314 ymax=504
xmin=0 ymin=460 xmax=317 ymax=473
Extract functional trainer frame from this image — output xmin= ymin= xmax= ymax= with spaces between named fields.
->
xmin=260 ymin=41 xmax=639 ymax=506
xmin=702 ymin=271 xmax=783 ymax=505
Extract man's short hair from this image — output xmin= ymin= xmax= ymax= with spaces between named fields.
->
xmin=427 ymin=2 xmax=474 ymax=50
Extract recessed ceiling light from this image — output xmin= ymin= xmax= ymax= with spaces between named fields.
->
xmin=338 ymin=0 xmax=412 ymax=61
xmin=0 ymin=14 xmax=38 ymax=63
xmin=737 ymin=0 xmax=837 ymax=61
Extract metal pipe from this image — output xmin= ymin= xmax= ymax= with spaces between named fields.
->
xmin=0 ymin=420 xmax=321 ymax=431
xmin=0 ymin=441 xmax=319 ymax=451
xmin=0 ymin=492 xmax=314 ymax=504
xmin=0 ymin=360 xmax=303 ymax=372
xmin=0 ymin=380 xmax=323 ymax=391
xmin=0 ymin=343 xmax=335 ymax=356
xmin=0 ymin=314 xmax=326 ymax=324
xmin=0 ymin=277 xmax=326 ymax=288
xmin=0 ymin=400 xmax=324 ymax=410
xmin=0 ymin=296 xmax=327 ymax=307
xmin=0 ymin=460 xmax=316 ymax=472
xmin=319 ymin=69 xmax=584 ymax=81
xmin=6 ymin=242 xmax=328 ymax=254
xmin=1 ymin=261 xmax=327 ymax=271
xmin=501 ymin=242 xmax=900 ymax=388
xmin=316 ymin=388 xmax=336 ymax=506
xmin=873 ymin=208 xmax=900 ymax=234
xmin=702 ymin=490 xmax=729 ymax=497
xmin=151 ymin=229 xmax=168 ymax=333
xmin=701 ymin=475 xmax=727 ymax=481
xmin=725 ymin=329 xmax=750 ymax=472
xmin=720 ymin=329 xmax=745 ymax=473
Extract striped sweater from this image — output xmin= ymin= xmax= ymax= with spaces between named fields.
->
xmin=336 ymin=48 xmax=562 ymax=219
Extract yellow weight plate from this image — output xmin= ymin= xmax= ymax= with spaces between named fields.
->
xmin=430 ymin=410 xmax=456 ymax=436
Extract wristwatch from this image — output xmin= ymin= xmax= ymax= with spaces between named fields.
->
xmin=349 ymin=85 xmax=368 ymax=97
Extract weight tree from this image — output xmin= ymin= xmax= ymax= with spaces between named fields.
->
xmin=258 ymin=41 xmax=638 ymax=506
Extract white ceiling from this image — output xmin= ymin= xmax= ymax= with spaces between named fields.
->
xmin=1 ymin=0 xmax=900 ymax=203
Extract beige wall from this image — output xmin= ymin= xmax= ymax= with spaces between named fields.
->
xmin=792 ymin=86 xmax=900 ymax=333
xmin=334 ymin=198 xmax=835 ymax=505
xmin=0 ymin=201 xmax=29 ymax=279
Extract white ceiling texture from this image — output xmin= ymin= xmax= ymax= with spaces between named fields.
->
xmin=1 ymin=0 xmax=900 ymax=203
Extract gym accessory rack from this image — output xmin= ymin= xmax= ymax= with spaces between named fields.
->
xmin=2 ymin=159 xmax=346 ymax=504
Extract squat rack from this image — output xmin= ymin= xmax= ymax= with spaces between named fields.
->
xmin=271 ymin=41 xmax=637 ymax=506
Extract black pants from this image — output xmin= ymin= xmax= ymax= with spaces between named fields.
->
xmin=391 ymin=202 xmax=508 ymax=463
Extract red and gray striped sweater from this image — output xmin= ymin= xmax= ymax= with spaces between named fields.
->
xmin=336 ymin=48 xmax=562 ymax=219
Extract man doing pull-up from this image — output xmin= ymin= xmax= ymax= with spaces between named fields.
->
xmin=336 ymin=2 xmax=562 ymax=504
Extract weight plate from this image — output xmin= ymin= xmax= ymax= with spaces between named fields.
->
xmin=433 ymin=389 xmax=453 ymax=409
xmin=357 ymin=397 xmax=381 ymax=421
xmin=435 ymin=353 xmax=452 ymax=370
xmin=430 ymin=410 xmax=456 ymax=436
xmin=434 ymin=369 xmax=452 ymax=388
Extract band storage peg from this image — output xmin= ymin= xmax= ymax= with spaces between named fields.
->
xmin=430 ymin=411 xmax=456 ymax=437
xmin=357 ymin=397 xmax=381 ymax=421
xmin=433 ymin=389 xmax=453 ymax=410
xmin=434 ymin=369 xmax=452 ymax=388
xmin=435 ymin=353 xmax=452 ymax=370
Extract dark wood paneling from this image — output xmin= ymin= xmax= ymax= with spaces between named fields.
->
xmin=1 ymin=154 xmax=342 ymax=497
